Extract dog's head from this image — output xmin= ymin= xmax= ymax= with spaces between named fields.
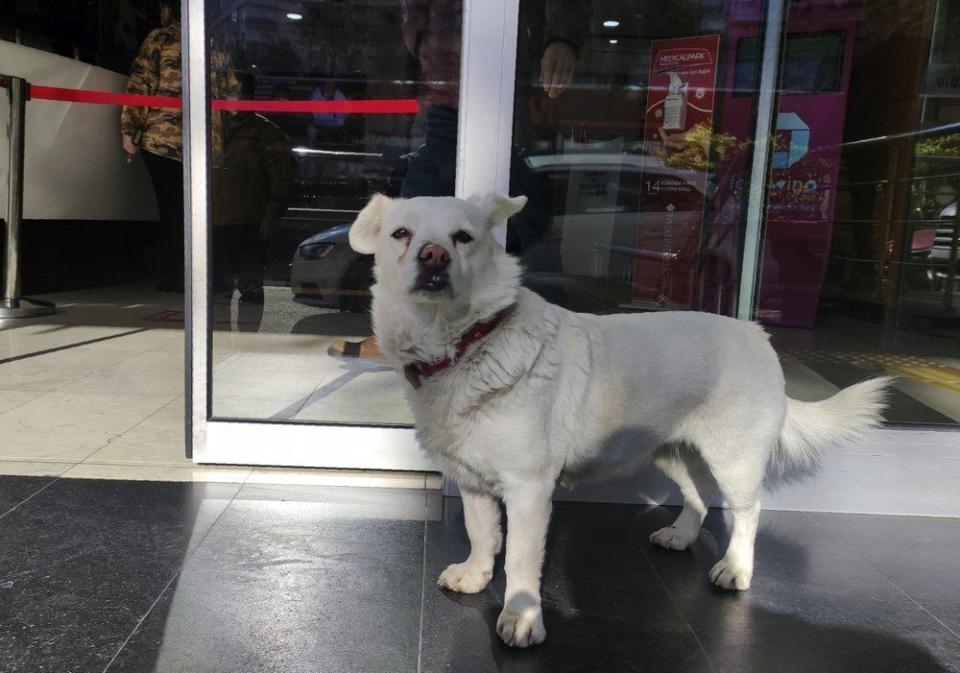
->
xmin=347 ymin=193 xmax=526 ymax=305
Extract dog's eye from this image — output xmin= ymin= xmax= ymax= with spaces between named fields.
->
xmin=391 ymin=228 xmax=411 ymax=240
xmin=452 ymin=230 xmax=474 ymax=244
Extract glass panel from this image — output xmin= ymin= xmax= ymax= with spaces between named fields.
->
xmin=206 ymin=0 xmax=461 ymax=425
xmin=510 ymin=1 xmax=764 ymax=315
xmin=757 ymin=0 xmax=960 ymax=426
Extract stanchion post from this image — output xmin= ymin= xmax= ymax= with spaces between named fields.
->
xmin=1 ymin=74 xmax=56 ymax=318
xmin=3 ymin=76 xmax=26 ymax=308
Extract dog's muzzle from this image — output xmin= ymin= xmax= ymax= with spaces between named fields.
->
xmin=413 ymin=243 xmax=451 ymax=293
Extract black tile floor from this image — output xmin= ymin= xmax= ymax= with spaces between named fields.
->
xmin=1 ymin=476 xmax=958 ymax=673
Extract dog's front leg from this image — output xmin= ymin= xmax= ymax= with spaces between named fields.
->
xmin=437 ymin=488 xmax=502 ymax=593
xmin=496 ymin=481 xmax=552 ymax=648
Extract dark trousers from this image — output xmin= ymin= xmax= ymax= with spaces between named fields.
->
xmin=212 ymin=225 xmax=265 ymax=296
xmin=142 ymin=151 xmax=185 ymax=289
xmin=211 ymin=225 xmax=265 ymax=332
xmin=400 ymin=106 xmax=458 ymax=198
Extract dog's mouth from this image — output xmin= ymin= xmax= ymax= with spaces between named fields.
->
xmin=413 ymin=269 xmax=451 ymax=294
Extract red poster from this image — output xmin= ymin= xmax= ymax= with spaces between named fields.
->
xmin=632 ymin=35 xmax=720 ymax=308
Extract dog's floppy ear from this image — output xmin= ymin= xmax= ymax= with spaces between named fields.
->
xmin=467 ymin=193 xmax=528 ymax=228
xmin=349 ymin=193 xmax=392 ymax=254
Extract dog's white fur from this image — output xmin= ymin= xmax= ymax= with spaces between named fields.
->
xmin=350 ymin=193 xmax=890 ymax=648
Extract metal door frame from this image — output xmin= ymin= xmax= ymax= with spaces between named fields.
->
xmin=184 ymin=0 xmax=520 ymax=469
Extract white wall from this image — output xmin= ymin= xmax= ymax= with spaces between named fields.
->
xmin=0 ymin=41 xmax=159 ymax=221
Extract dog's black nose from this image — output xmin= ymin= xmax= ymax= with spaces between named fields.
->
xmin=418 ymin=244 xmax=450 ymax=270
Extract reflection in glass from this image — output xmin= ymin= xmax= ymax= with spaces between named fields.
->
xmin=205 ymin=0 xmax=958 ymax=429
xmin=757 ymin=0 xmax=959 ymax=426
xmin=510 ymin=0 xmax=759 ymax=315
xmin=511 ymin=0 xmax=958 ymax=426
xmin=207 ymin=1 xmax=460 ymax=425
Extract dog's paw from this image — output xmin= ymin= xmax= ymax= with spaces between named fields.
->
xmin=437 ymin=562 xmax=493 ymax=594
xmin=496 ymin=605 xmax=546 ymax=648
xmin=709 ymin=558 xmax=753 ymax=591
xmin=649 ymin=524 xmax=697 ymax=551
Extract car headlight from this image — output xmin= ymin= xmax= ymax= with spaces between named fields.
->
xmin=297 ymin=242 xmax=335 ymax=260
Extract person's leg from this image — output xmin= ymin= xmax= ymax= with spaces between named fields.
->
xmin=399 ymin=106 xmax=457 ymax=198
xmin=508 ymin=142 xmax=567 ymax=305
xmin=508 ymin=146 xmax=552 ymax=257
xmin=142 ymin=151 xmax=185 ymax=293
xmin=213 ymin=225 xmax=265 ymax=331
xmin=422 ymin=106 xmax=458 ymax=197
xmin=398 ymin=144 xmax=438 ymax=199
xmin=209 ymin=226 xmax=236 ymax=330
xmin=210 ymin=226 xmax=237 ymax=296
xmin=236 ymin=226 xmax=266 ymax=332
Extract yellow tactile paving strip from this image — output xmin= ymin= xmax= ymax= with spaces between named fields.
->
xmin=781 ymin=350 xmax=960 ymax=395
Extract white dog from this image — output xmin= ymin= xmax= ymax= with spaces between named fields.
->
xmin=348 ymin=193 xmax=889 ymax=648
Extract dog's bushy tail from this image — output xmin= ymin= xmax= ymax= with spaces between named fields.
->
xmin=771 ymin=376 xmax=892 ymax=478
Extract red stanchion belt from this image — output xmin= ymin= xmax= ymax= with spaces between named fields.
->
xmin=28 ymin=84 xmax=419 ymax=115
xmin=213 ymin=98 xmax=419 ymax=114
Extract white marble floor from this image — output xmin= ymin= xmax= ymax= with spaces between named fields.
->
xmin=0 ymin=284 xmax=430 ymax=488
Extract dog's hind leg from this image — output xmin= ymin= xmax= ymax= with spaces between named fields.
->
xmin=698 ymin=436 xmax=770 ymax=591
xmin=438 ymin=488 xmax=502 ymax=594
xmin=650 ymin=446 xmax=716 ymax=550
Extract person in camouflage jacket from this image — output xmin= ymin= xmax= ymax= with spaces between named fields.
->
xmin=120 ymin=0 xmax=239 ymax=293
xmin=210 ymin=103 xmax=294 ymax=331
xmin=120 ymin=8 xmax=238 ymax=162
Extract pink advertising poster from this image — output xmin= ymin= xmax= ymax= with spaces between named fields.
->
xmin=632 ymin=34 xmax=721 ymax=308
xmin=757 ymin=96 xmax=848 ymax=327
xmin=755 ymin=19 xmax=857 ymax=327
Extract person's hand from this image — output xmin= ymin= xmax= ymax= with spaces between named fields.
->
xmin=658 ymin=127 xmax=711 ymax=155
xmin=540 ymin=41 xmax=576 ymax=99
xmin=122 ymin=134 xmax=139 ymax=156
xmin=658 ymin=127 xmax=689 ymax=152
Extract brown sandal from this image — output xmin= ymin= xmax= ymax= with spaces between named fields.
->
xmin=328 ymin=337 xmax=381 ymax=359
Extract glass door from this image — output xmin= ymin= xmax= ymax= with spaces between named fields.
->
xmin=186 ymin=0 xmax=957 ymax=474
xmin=752 ymin=0 xmax=960 ymax=428
xmin=186 ymin=0 xmax=520 ymax=468
xmin=497 ymin=0 xmax=956 ymax=509
xmin=206 ymin=1 xmax=431 ymax=428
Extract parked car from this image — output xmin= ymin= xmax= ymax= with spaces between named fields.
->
xmin=290 ymin=224 xmax=374 ymax=313
xmin=909 ymin=196 xmax=958 ymax=290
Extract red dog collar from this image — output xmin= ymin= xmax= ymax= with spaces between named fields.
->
xmin=403 ymin=308 xmax=510 ymax=389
